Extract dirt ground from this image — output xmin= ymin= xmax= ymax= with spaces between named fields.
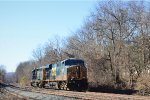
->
xmin=0 ymin=88 xmax=26 ymax=100
xmin=1 ymin=83 xmax=150 ymax=100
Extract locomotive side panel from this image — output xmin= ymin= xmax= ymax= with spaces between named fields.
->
xmin=50 ymin=62 xmax=67 ymax=81
xmin=31 ymin=58 xmax=88 ymax=91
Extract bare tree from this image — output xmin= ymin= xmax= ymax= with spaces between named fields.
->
xmin=32 ymin=45 xmax=44 ymax=66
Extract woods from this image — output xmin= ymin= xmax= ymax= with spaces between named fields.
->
xmin=0 ymin=65 xmax=6 ymax=83
xmin=15 ymin=1 xmax=150 ymax=94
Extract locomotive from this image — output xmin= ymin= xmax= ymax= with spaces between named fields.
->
xmin=31 ymin=58 xmax=88 ymax=91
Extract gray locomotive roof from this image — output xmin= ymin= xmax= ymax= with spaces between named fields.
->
xmin=38 ymin=65 xmax=50 ymax=69
xmin=61 ymin=58 xmax=83 ymax=63
xmin=32 ymin=58 xmax=83 ymax=71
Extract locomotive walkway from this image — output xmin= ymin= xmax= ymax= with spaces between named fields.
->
xmin=2 ymin=83 xmax=150 ymax=100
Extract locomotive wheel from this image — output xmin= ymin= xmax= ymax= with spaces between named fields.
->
xmin=59 ymin=82 xmax=68 ymax=90
xmin=36 ymin=83 xmax=39 ymax=87
xmin=39 ymin=82 xmax=44 ymax=88
xmin=63 ymin=82 xmax=67 ymax=90
xmin=58 ymin=82 xmax=63 ymax=90
xmin=39 ymin=83 xmax=42 ymax=88
xmin=64 ymin=82 xmax=69 ymax=90
xmin=60 ymin=82 xmax=64 ymax=90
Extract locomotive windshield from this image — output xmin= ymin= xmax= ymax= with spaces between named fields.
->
xmin=65 ymin=59 xmax=84 ymax=66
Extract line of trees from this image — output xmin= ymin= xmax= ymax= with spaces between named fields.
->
xmin=15 ymin=1 xmax=150 ymax=94
xmin=0 ymin=65 xmax=6 ymax=83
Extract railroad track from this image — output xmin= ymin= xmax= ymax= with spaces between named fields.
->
xmin=0 ymin=83 xmax=27 ymax=100
xmin=3 ymin=83 xmax=150 ymax=100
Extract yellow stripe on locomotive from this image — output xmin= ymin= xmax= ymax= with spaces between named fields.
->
xmin=31 ymin=58 xmax=88 ymax=91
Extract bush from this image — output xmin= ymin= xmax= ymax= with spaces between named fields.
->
xmin=19 ymin=76 xmax=27 ymax=87
xmin=136 ymin=74 xmax=150 ymax=96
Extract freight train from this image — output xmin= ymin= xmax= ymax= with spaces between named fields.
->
xmin=31 ymin=58 xmax=88 ymax=91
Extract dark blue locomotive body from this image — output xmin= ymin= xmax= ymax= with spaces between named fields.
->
xmin=31 ymin=58 xmax=88 ymax=91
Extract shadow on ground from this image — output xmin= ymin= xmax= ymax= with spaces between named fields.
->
xmin=88 ymin=86 xmax=137 ymax=95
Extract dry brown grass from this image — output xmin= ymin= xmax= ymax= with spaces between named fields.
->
xmin=136 ymin=74 xmax=150 ymax=96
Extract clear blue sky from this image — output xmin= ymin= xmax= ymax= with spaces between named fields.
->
xmin=0 ymin=0 xmax=97 ymax=72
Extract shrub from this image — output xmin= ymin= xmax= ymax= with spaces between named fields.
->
xmin=136 ymin=74 xmax=150 ymax=96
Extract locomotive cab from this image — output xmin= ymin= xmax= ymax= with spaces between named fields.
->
xmin=67 ymin=66 xmax=88 ymax=90
xmin=63 ymin=58 xmax=88 ymax=91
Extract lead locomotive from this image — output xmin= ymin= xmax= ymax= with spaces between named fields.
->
xmin=31 ymin=58 xmax=88 ymax=91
